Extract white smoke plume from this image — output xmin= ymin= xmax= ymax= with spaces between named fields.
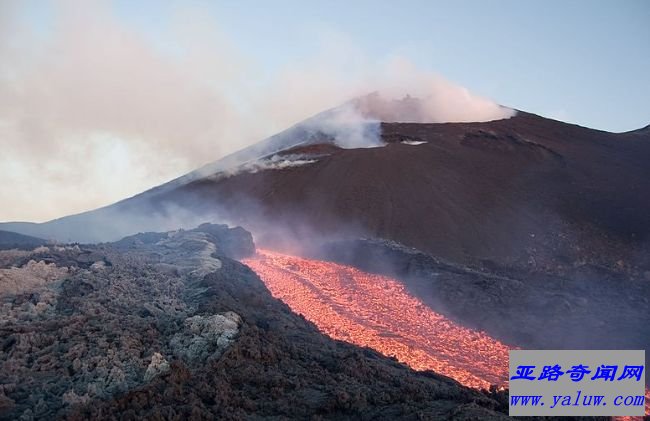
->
xmin=209 ymin=154 xmax=319 ymax=181
xmin=0 ymin=1 xmax=514 ymax=222
xmin=301 ymin=103 xmax=383 ymax=149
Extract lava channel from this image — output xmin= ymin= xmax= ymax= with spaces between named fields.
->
xmin=243 ymin=248 xmax=511 ymax=390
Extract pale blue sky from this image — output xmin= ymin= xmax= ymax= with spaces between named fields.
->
xmin=16 ymin=0 xmax=650 ymax=131
xmin=112 ymin=0 xmax=650 ymax=132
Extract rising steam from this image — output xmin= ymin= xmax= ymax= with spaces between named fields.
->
xmin=0 ymin=1 xmax=513 ymax=222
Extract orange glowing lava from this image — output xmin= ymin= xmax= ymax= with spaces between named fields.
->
xmin=243 ymin=248 xmax=512 ymax=390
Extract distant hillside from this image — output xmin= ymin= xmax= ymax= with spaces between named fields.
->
xmin=0 ymin=230 xmax=48 ymax=250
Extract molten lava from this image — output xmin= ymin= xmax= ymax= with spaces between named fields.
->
xmin=243 ymin=249 xmax=511 ymax=390
xmin=244 ymin=250 xmax=650 ymax=416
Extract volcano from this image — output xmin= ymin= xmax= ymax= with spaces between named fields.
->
xmin=3 ymin=96 xmax=649 ymax=275
xmin=2 ymin=94 xmax=649 ymax=417
xmin=2 ymin=95 xmax=649 ymax=350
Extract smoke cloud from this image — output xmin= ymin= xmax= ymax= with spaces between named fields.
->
xmin=0 ymin=0 xmax=513 ymax=222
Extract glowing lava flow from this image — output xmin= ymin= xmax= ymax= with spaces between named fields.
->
xmin=243 ymin=249 xmax=511 ymax=390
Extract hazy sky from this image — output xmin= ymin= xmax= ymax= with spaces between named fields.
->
xmin=1 ymin=0 xmax=649 ymax=222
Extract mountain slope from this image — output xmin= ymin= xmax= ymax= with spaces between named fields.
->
xmin=158 ymin=111 xmax=650 ymax=273
xmin=2 ymin=110 xmax=649 ymax=274
xmin=0 ymin=230 xmax=48 ymax=250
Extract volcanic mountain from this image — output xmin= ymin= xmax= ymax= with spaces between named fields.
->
xmin=3 ymin=94 xmax=649 ymax=275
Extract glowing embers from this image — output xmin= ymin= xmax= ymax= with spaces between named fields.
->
xmin=243 ymin=249 xmax=511 ymax=390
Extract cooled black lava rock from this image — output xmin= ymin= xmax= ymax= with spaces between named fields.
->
xmin=0 ymin=224 xmax=525 ymax=421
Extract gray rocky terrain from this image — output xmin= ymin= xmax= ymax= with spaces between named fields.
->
xmin=0 ymin=224 xmax=529 ymax=420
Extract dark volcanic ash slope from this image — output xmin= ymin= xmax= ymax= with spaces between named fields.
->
xmin=316 ymin=238 xmax=650 ymax=355
xmin=169 ymin=111 xmax=650 ymax=275
xmin=1 ymin=224 xmax=519 ymax=420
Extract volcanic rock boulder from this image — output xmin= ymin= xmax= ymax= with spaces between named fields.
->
xmin=169 ymin=312 xmax=242 ymax=364
xmin=143 ymin=353 xmax=170 ymax=383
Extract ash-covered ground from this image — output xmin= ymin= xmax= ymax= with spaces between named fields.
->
xmin=0 ymin=223 xmax=537 ymax=420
